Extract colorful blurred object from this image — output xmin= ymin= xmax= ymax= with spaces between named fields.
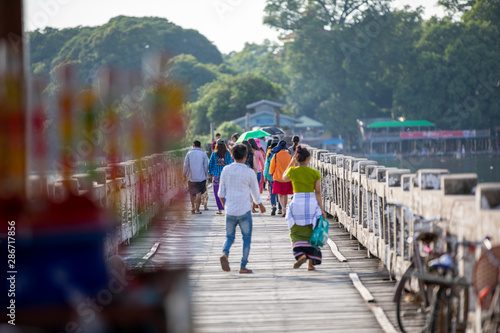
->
xmin=0 ymin=32 xmax=191 ymax=331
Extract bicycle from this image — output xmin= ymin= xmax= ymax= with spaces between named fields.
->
xmin=426 ymin=236 xmax=486 ymax=333
xmin=393 ymin=204 xmax=443 ymax=333
xmin=472 ymin=237 xmax=500 ymax=332
xmin=392 ymin=200 xmax=487 ymax=333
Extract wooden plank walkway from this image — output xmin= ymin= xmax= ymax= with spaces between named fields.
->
xmin=119 ymin=185 xmax=402 ymax=332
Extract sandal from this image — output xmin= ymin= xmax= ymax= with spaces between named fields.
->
xmin=194 ymin=211 xmax=202 ymax=214
xmin=238 ymin=268 xmax=253 ymax=274
xmin=277 ymin=210 xmax=282 ymax=215
xmin=308 ymin=266 xmax=316 ymax=271
xmin=293 ymin=255 xmax=307 ymax=269
xmin=191 ymin=209 xmax=195 ymax=214
xmin=216 ymin=211 xmax=223 ymax=215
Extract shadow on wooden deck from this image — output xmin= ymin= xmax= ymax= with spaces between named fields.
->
xmin=120 ymin=186 xmax=401 ymax=333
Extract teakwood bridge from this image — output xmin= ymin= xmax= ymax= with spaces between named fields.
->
xmin=33 ymin=146 xmax=500 ymax=332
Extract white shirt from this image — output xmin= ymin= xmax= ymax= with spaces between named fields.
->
xmin=218 ymin=162 xmax=262 ymax=216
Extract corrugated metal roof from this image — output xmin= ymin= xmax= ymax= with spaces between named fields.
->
xmin=295 ymin=115 xmax=324 ymax=128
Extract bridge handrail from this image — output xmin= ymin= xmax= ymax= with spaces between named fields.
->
xmin=306 ymin=145 xmax=500 ymax=289
xmin=29 ymin=147 xmax=190 ymax=255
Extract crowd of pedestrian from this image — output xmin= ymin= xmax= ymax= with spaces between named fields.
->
xmin=183 ymin=133 xmax=325 ymax=273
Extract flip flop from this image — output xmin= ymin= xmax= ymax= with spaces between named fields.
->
xmin=293 ymin=255 xmax=307 ymax=269
xmin=308 ymin=266 xmax=316 ymax=271
xmin=238 ymin=268 xmax=253 ymax=274
xmin=191 ymin=209 xmax=195 ymax=214
xmin=216 ymin=211 xmax=223 ymax=215
xmin=195 ymin=211 xmax=202 ymax=214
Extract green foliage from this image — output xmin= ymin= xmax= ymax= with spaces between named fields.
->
xmin=437 ymin=0 xmax=476 ymax=14
xmin=29 ymin=6 xmax=500 ymax=145
xmin=215 ymin=122 xmax=244 ymax=141
xmin=225 ymin=41 xmax=289 ymax=97
xmin=29 ymin=16 xmax=223 ymax=80
xmin=29 ymin=26 xmax=83 ymax=75
xmin=259 ymin=0 xmax=500 ymax=143
xmin=263 ymin=0 xmax=391 ymax=30
xmin=166 ymin=54 xmax=219 ymax=101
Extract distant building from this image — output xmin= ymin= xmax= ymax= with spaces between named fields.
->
xmin=231 ymin=100 xmax=301 ymax=130
xmin=358 ymin=118 xmax=492 ymax=156
xmin=294 ymin=115 xmax=325 ymax=139
xmin=229 ymin=100 xmax=343 ymax=150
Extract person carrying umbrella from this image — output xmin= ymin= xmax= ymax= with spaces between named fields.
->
xmin=269 ymin=140 xmax=293 ymax=217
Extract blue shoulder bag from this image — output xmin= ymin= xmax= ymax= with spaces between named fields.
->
xmin=309 ymin=215 xmax=329 ymax=247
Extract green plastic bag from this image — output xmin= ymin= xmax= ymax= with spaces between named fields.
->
xmin=309 ymin=215 xmax=329 ymax=247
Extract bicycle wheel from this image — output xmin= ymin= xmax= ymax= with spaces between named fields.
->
xmin=430 ymin=286 xmax=469 ymax=333
xmin=396 ymin=268 xmax=434 ymax=332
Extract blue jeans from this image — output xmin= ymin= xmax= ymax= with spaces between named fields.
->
xmin=268 ymin=180 xmax=282 ymax=209
xmin=222 ymin=211 xmax=252 ymax=269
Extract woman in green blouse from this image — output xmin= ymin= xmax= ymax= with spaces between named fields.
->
xmin=282 ymin=145 xmax=326 ymax=270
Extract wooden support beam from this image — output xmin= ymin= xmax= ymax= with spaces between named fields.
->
xmin=327 ymin=238 xmax=347 ymax=262
xmin=349 ymin=272 xmax=375 ymax=302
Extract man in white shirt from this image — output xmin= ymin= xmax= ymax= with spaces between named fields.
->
xmin=183 ymin=140 xmax=209 ymax=214
xmin=218 ymin=144 xmax=266 ymax=274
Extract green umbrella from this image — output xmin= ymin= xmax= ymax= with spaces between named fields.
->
xmin=236 ymin=129 xmax=271 ymax=143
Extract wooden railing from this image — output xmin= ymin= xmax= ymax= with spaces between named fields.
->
xmin=29 ymin=149 xmax=189 ymax=255
xmin=307 ymin=148 xmax=500 ymax=282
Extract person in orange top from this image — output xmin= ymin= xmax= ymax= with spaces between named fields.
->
xmin=269 ymin=140 xmax=293 ymax=217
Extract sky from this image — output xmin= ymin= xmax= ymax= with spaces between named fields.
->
xmin=24 ymin=0 xmax=446 ymax=54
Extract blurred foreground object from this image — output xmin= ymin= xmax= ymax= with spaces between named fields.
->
xmin=1 ymin=43 xmax=191 ymax=331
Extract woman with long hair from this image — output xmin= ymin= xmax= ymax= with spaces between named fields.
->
xmin=242 ymin=140 xmax=257 ymax=174
xmin=269 ymin=140 xmax=293 ymax=217
xmin=282 ymin=145 xmax=325 ymax=271
xmin=263 ymin=139 xmax=282 ymax=215
xmin=248 ymin=138 xmax=265 ymax=189
xmin=290 ymin=135 xmax=300 ymax=156
xmin=208 ymin=139 xmax=233 ymax=214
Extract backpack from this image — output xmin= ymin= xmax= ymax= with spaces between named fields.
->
xmin=309 ymin=215 xmax=329 ymax=247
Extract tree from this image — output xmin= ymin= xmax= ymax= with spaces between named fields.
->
xmin=463 ymin=0 xmax=500 ymax=28
xmin=166 ymin=54 xmax=219 ymax=101
xmin=392 ymin=15 xmax=500 ymax=130
xmin=215 ymin=122 xmax=244 ymax=141
xmin=264 ymin=0 xmax=391 ymax=31
xmin=29 ymin=16 xmax=223 ymax=80
xmin=225 ymin=40 xmax=289 ymax=101
xmin=437 ymin=0 xmax=476 ymax=15
xmin=188 ymin=73 xmax=282 ymax=135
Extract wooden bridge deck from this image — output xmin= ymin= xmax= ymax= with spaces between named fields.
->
xmin=119 ymin=186 xmax=401 ymax=332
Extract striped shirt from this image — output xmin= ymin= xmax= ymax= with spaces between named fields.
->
xmin=218 ymin=162 xmax=262 ymax=216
